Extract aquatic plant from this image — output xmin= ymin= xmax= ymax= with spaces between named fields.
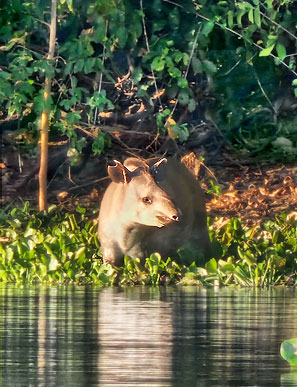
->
xmin=281 ymin=338 xmax=297 ymax=367
xmin=0 ymin=202 xmax=296 ymax=286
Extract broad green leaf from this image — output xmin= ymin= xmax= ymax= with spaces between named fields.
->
xmin=178 ymin=90 xmax=190 ymax=105
xmin=84 ymin=57 xmax=96 ymax=73
xmin=227 ymin=10 xmax=234 ymax=28
xmin=75 ymin=246 xmax=86 ymax=260
xmin=265 ymin=0 xmax=273 ymax=8
xmin=116 ymin=26 xmax=128 ymax=48
xmin=152 ymin=57 xmax=165 ymax=72
xmin=237 ymin=9 xmax=246 ymax=27
xmin=188 ymin=98 xmax=196 ymax=113
xmin=168 ymin=66 xmax=181 ymax=78
xmin=205 ymin=258 xmax=218 ymax=274
xmin=259 ymin=44 xmax=275 ymax=57
xmin=254 ymin=7 xmax=261 ymax=28
xmin=172 ymin=51 xmax=183 ymax=63
xmin=202 ymin=20 xmax=215 ymax=36
xmin=131 ymin=67 xmax=143 ymax=83
xmin=220 ymin=263 xmax=235 ymax=273
xmin=280 ymin=339 xmax=297 ymax=366
xmin=237 ymin=2 xmax=253 ymax=10
xmin=192 ymin=57 xmax=203 ymax=73
xmin=66 ymin=0 xmax=73 ymax=11
xmin=48 ymin=256 xmax=59 ymax=272
xmin=177 ymin=78 xmax=188 ymax=88
xmin=73 ymin=59 xmax=84 ymax=73
xmin=182 ymin=53 xmax=190 ymax=66
xmin=276 ymin=43 xmax=286 ymax=60
xmin=248 ymin=8 xmax=254 ymax=23
xmin=0 ymin=71 xmax=10 ymax=79
xmin=202 ymin=60 xmax=217 ymax=74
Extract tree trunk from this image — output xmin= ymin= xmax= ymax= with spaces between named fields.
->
xmin=38 ymin=0 xmax=57 ymax=210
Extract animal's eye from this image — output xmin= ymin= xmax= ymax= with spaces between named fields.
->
xmin=142 ymin=196 xmax=152 ymax=204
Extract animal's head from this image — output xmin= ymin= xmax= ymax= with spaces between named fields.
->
xmin=108 ymin=158 xmax=180 ymax=228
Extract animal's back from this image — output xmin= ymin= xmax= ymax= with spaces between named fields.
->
xmin=144 ymin=159 xmax=210 ymax=258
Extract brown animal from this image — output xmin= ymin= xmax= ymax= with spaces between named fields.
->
xmin=98 ymin=157 xmax=210 ymax=266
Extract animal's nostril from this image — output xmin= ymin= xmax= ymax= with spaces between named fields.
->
xmin=172 ymin=214 xmax=180 ymax=222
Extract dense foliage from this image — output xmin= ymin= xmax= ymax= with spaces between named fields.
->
xmin=1 ymin=0 xmax=297 ymax=158
xmin=0 ymin=202 xmax=296 ymax=286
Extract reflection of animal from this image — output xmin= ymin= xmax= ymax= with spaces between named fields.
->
xmin=98 ymin=288 xmax=173 ymax=385
xmin=98 ymin=157 xmax=210 ymax=266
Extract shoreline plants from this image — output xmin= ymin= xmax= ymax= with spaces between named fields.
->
xmin=0 ymin=201 xmax=296 ymax=286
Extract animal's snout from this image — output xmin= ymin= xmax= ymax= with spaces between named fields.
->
xmin=171 ymin=209 xmax=182 ymax=222
xmin=156 ymin=208 xmax=181 ymax=227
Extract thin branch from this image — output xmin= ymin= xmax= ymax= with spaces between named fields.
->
xmin=285 ymin=53 xmax=297 ymax=57
xmin=242 ymin=40 xmax=276 ymax=113
xmin=170 ymin=24 xmax=201 ymax=118
xmin=185 ymin=25 xmax=202 ymax=79
xmin=253 ymin=68 xmax=276 ymax=114
xmin=38 ymin=0 xmax=56 ymax=210
xmin=223 ymin=57 xmax=243 ymax=76
xmin=67 ymin=176 xmax=110 ymax=191
xmin=34 ymin=18 xmax=51 ymax=29
xmin=94 ymin=20 xmax=108 ymax=125
xmin=259 ymin=8 xmax=297 ymax=42
xmin=162 ymin=0 xmax=183 ymax=8
xmin=140 ymin=0 xmax=163 ymax=111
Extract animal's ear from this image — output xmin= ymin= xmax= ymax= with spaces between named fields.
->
xmin=108 ymin=160 xmax=132 ymax=183
xmin=150 ymin=158 xmax=167 ymax=181
xmin=153 ymin=158 xmax=167 ymax=168
xmin=124 ymin=158 xmax=149 ymax=172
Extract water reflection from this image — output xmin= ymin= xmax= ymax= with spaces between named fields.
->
xmin=0 ymin=286 xmax=296 ymax=386
xmin=98 ymin=288 xmax=173 ymax=386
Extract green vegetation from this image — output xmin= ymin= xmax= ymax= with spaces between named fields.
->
xmin=0 ymin=202 xmax=296 ymax=286
xmin=281 ymin=338 xmax=297 ymax=367
xmin=1 ymin=0 xmax=297 ymax=158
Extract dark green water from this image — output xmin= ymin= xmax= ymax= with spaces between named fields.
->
xmin=0 ymin=285 xmax=297 ymax=386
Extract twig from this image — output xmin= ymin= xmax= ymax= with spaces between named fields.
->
xmin=224 ymin=57 xmax=243 ymax=76
xmin=67 ymin=176 xmax=110 ymax=191
xmin=259 ymin=8 xmax=297 ymax=42
xmin=253 ymin=66 xmax=276 ymax=114
xmin=162 ymin=0 xmax=183 ymax=8
xmin=140 ymin=0 xmax=163 ymax=111
xmin=94 ymin=20 xmax=108 ymax=125
xmin=35 ymin=18 xmax=51 ymax=28
xmin=170 ymin=24 xmax=202 ymax=119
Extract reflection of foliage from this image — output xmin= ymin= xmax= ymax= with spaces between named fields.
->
xmin=1 ymin=0 xmax=297 ymax=156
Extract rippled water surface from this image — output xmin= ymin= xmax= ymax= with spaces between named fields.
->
xmin=1 ymin=285 xmax=297 ymax=386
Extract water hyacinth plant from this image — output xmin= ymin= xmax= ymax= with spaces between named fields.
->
xmin=0 ymin=202 xmax=297 ymax=286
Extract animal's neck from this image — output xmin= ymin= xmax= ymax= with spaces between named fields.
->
xmin=120 ymin=223 xmax=152 ymax=255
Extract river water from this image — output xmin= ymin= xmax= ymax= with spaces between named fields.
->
xmin=0 ymin=285 xmax=296 ymax=386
